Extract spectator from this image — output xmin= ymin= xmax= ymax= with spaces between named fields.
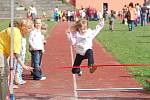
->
xmin=29 ymin=18 xmax=46 ymax=80
xmin=30 ymin=5 xmax=37 ymax=21
xmin=126 ymin=2 xmax=137 ymax=31
xmin=0 ymin=19 xmax=33 ymax=100
xmin=108 ymin=10 xmax=116 ymax=31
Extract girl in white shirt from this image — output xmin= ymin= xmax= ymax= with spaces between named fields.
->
xmin=29 ymin=18 xmax=46 ymax=80
xmin=67 ymin=18 xmax=104 ymax=76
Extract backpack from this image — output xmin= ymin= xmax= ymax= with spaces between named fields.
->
xmin=125 ymin=10 xmax=131 ymax=20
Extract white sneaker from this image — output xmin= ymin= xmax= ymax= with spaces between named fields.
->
xmin=39 ymin=76 xmax=46 ymax=80
xmin=19 ymin=80 xmax=26 ymax=85
xmin=77 ymin=70 xmax=82 ymax=76
xmin=13 ymin=85 xmax=19 ymax=89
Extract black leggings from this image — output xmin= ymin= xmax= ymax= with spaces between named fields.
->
xmin=72 ymin=49 xmax=94 ymax=74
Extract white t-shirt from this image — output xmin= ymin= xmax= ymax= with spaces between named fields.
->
xmin=29 ymin=29 xmax=44 ymax=51
xmin=68 ymin=20 xmax=104 ymax=55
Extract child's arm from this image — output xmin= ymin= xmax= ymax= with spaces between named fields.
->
xmin=41 ymin=34 xmax=46 ymax=53
xmin=66 ymin=30 xmax=76 ymax=45
xmin=28 ymin=32 xmax=35 ymax=50
xmin=14 ymin=53 xmax=33 ymax=70
xmin=91 ymin=18 xmax=104 ymax=38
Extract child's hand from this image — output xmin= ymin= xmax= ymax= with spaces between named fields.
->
xmin=42 ymin=49 xmax=45 ymax=53
xmin=43 ymin=40 xmax=47 ymax=45
xmin=24 ymin=65 xmax=33 ymax=70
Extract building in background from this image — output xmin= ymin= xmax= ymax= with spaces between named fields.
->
xmin=65 ymin=0 xmax=144 ymax=13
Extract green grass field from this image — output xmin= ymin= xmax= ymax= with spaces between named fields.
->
xmin=89 ymin=20 xmax=150 ymax=91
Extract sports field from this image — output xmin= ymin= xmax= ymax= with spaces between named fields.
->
xmin=1 ymin=19 xmax=150 ymax=91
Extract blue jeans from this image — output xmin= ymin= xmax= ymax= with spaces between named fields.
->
xmin=17 ymin=54 xmax=25 ymax=83
xmin=72 ymin=49 xmax=94 ymax=74
xmin=141 ymin=16 xmax=147 ymax=26
xmin=31 ymin=50 xmax=43 ymax=80
xmin=128 ymin=20 xmax=134 ymax=31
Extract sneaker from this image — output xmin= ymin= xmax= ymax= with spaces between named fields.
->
xmin=77 ymin=70 xmax=82 ymax=76
xmin=89 ymin=66 xmax=97 ymax=73
xmin=39 ymin=76 xmax=46 ymax=80
xmin=13 ymin=85 xmax=19 ymax=89
xmin=19 ymin=80 xmax=26 ymax=85
xmin=72 ymin=68 xmax=80 ymax=74
xmin=30 ymin=71 xmax=33 ymax=76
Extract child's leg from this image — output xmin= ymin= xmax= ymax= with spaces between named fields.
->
xmin=109 ymin=21 xmax=113 ymax=30
xmin=39 ymin=51 xmax=43 ymax=75
xmin=39 ymin=51 xmax=43 ymax=66
xmin=31 ymin=50 xmax=42 ymax=80
xmin=16 ymin=54 xmax=25 ymax=84
xmin=12 ymin=58 xmax=18 ymax=84
xmin=72 ymin=54 xmax=83 ymax=74
xmin=85 ymin=49 xmax=94 ymax=66
xmin=85 ymin=49 xmax=97 ymax=73
xmin=112 ymin=21 xmax=114 ymax=30
xmin=17 ymin=63 xmax=25 ymax=84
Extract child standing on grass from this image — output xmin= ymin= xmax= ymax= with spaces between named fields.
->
xmin=29 ymin=18 xmax=46 ymax=80
xmin=66 ymin=18 xmax=104 ymax=76
xmin=108 ymin=10 xmax=116 ymax=31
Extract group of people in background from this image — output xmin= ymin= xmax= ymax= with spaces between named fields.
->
xmin=53 ymin=6 xmax=103 ymax=22
xmin=52 ymin=2 xmax=150 ymax=32
xmin=119 ymin=2 xmax=150 ymax=31
xmin=26 ymin=1 xmax=150 ymax=32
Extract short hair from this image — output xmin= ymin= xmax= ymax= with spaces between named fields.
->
xmin=129 ymin=2 xmax=134 ymax=7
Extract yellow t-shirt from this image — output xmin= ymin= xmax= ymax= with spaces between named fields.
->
xmin=0 ymin=27 xmax=22 ymax=58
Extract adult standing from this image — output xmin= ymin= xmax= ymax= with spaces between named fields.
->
xmin=127 ymin=2 xmax=137 ymax=31
xmin=30 ymin=5 xmax=37 ymax=21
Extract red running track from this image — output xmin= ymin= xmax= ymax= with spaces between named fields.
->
xmin=15 ymin=22 xmax=150 ymax=100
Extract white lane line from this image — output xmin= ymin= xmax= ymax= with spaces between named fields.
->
xmin=76 ymin=88 xmax=144 ymax=91
xmin=70 ymin=45 xmax=78 ymax=100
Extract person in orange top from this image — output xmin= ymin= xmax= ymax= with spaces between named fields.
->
xmin=127 ymin=2 xmax=137 ymax=31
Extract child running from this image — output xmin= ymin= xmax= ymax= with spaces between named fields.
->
xmin=66 ymin=18 xmax=104 ymax=76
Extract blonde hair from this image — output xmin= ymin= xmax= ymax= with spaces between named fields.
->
xmin=70 ymin=19 xmax=88 ymax=33
xmin=18 ymin=18 xmax=33 ymax=33
xmin=34 ymin=18 xmax=48 ymax=34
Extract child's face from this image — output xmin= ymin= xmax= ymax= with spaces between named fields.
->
xmin=79 ymin=26 xmax=87 ymax=34
xmin=27 ymin=24 xmax=34 ymax=33
xmin=35 ymin=19 xmax=42 ymax=29
xmin=21 ymin=24 xmax=34 ymax=36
